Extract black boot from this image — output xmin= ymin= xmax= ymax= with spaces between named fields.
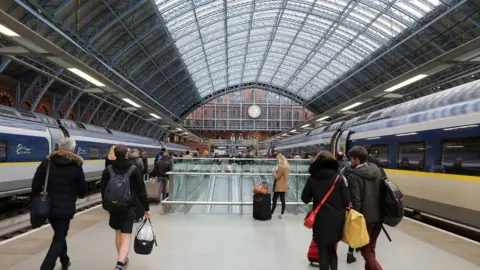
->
xmin=347 ymin=252 xmax=357 ymax=264
xmin=61 ymin=261 xmax=71 ymax=270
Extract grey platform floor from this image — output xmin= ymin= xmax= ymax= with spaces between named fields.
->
xmin=4 ymin=205 xmax=480 ymax=270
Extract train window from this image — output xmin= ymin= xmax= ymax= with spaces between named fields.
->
xmin=89 ymin=147 xmax=99 ymax=159
xmin=370 ymin=144 xmax=389 ymax=168
xmin=398 ymin=142 xmax=425 ymax=171
xmin=441 ymin=138 xmax=480 ymax=176
xmin=102 ymin=147 xmax=110 ymax=158
xmin=0 ymin=141 xmax=6 ymax=162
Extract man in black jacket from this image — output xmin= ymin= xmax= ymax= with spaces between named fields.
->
xmin=151 ymin=152 xmax=172 ymax=201
xmin=347 ymin=146 xmax=384 ymax=270
xmin=32 ymin=137 xmax=87 ymax=270
xmin=101 ymin=144 xmax=150 ymax=270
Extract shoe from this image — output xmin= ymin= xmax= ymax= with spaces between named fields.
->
xmin=347 ymin=253 xmax=357 ymax=264
xmin=278 ymin=214 xmax=283 ymax=219
xmin=115 ymin=261 xmax=125 ymax=270
xmin=61 ymin=261 xmax=71 ymax=270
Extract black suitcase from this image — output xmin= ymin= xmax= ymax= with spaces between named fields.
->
xmin=253 ymin=193 xmax=272 ymax=220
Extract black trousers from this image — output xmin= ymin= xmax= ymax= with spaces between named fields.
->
xmin=271 ymin=192 xmax=286 ymax=214
xmin=41 ymin=218 xmax=71 ymax=270
xmin=317 ymin=243 xmax=338 ymax=270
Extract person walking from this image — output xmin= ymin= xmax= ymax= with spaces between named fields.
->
xmin=32 ymin=137 xmax=87 ymax=270
xmin=301 ymin=151 xmax=350 ymax=270
xmin=346 ymin=146 xmax=384 ymax=270
xmin=271 ymin=153 xmax=290 ymax=219
xmin=101 ymin=144 xmax=150 ymax=270
xmin=150 ymin=152 xmax=173 ymax=201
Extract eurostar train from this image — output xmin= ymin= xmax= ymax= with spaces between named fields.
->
xmin=274 ymin=79 xmax=480 ymax=229
xmin=0 ymin=106 xmax=195 ymax=198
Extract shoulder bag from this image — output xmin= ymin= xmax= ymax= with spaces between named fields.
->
xmin=30 ymin=162 xmax=52 ymax=228
xmin=304 ymin=175 xmax=339 ymax=229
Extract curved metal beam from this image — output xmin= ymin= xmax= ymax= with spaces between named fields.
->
xmin=63 ymin=91 xmax=83 ymax=119
xmin=31 ymin=69 xmax=63 ymax=112
xmin=53 ymin=90 xmax=72 ymax=117
xmin=88 ymin=0 xmax=148 ymax=45
xmin=86 ymin=100 xmax=104 ymax=124
xmin=104 ymin=107 xmax=120 ymax=128
xmin=178 ymin=82 xmax=311 ymax=119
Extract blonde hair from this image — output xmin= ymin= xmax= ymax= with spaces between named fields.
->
xmin=276 ymin=153 xmax=290 ymax=170
xmin=107 ymin=145 xmax=116 ymax=160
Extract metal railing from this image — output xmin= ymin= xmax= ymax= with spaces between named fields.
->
xmin=162 ymin=171 xmax=312 ymax=214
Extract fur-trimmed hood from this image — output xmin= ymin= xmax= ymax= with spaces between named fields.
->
xmin=308 ymin=159 xmax=339 ymax=178
xmin=47 ymin=150 xmax=84 ymax=166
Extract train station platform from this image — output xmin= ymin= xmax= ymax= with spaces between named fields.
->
xmin=1 ymin=204 xmax=479 ymax=270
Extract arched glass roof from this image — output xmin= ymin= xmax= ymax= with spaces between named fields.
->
xmin=154 ymin=0 xmax=442 ymax=99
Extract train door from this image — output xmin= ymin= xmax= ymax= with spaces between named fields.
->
xmin=47 ymin=127 xmax=65 ymax=152
xmin=331 ymin=129 xmax=351 ymax=155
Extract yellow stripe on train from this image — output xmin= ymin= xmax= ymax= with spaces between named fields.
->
xmin=385 ymin=169 xmax=480 ymax=182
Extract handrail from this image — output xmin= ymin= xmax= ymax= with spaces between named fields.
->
xmin=161 ymin=201 xmax=312 ymax=205
xmin=166 ymin=172 xmax=309 ymax=176
xmin=172 ymin=157 xmax=311 ymax=161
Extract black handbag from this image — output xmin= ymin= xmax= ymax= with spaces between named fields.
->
xmin=134 ymin=218 xmax=157 ymax=255
xmin=30 ymin=162 xmax=51 ymax=228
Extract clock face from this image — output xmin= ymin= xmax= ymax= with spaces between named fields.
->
xmin=248 ymin=105 xmax=261 ymax=119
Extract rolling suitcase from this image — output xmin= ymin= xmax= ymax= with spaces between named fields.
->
xmin=307 ymin=238 xmax=338 ymax=265
xmin=253 ymin=193 xmax=271 ymax=220
xmin=145 ymin=177 xmax=162 ymax=204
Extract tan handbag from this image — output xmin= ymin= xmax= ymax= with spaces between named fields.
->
xmin=253 ymin=182 xmax=269 ymax=194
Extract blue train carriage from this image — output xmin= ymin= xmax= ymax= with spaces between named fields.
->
xmin=274 ymin=79 xmax=480 ymax=229
xmin=61 ymin=120 xmax=163 ymax=182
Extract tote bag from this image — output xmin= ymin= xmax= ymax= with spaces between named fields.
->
xmin=342 ymin=209 xmax=370 ymax=248
xmin=30 ymin=162 xmax=51 ymax=228
xmin=134 ymin=218 xmax=157 ymax=255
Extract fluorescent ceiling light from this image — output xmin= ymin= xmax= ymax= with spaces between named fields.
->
xmin=317 ymin=116 xmax=329 ymax=121
xmin=290 ymin=129 xmax=297 ymax=133
xmin=282 ymin=134 xmax=289 ymax=136
xmin=366 ymin=137 xmax=381 ymax=140
xmin=122 ymin=98 xmax=141 ymax=108
xmin=177 ymin=128 xmax=182 ymax=131
xmin=341 ymin=102 xmax=363 ymax=111
xmin=149 ymin=113 xmax=161 ymax=119
xmin=67 ymin=68 xmax=105 ymax=87
xmin=0 ymin=24 xmax=20 ymax=37
xmin=301 ymin=124 xmax=310 ymax=128
xmin=443 ymin=125 xmax=478 ymax=131
xmin=384 ymin=74 xmax=428 ymax=92
xmin=395 ymin=132 xmax=417 ymax=137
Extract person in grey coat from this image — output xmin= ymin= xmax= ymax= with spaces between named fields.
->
xmin=345 ymin=146 xmax=384 ymax=270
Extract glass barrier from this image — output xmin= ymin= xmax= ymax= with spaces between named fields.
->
xmin=171 ymin=158 xmax=311 ymax=175
xmin=163 ymin=172 xmax=311 ymax=214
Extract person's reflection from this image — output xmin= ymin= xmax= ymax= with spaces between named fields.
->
xmin=448 ymin=157 xmax=467 ymax=175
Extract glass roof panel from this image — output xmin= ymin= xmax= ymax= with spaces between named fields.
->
xmin=155 ymin=0 xmax=443 ymax=98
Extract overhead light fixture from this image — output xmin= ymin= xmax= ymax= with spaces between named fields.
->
xmin=177 ymin=128 xmax=182 ymax=131
xmin=301 ymin=124 xmax=310 ymax=128
xmin=0 ymin=24 xmax=20 ymax=37
xmin=341 ymin=102 xmax=363 ymax=111
xmin=122 ymin=98 xmax=141 ymax=108
xmin=446 ymin=145 xmax=464 ymax=148
xmin=395 ymin=132 xmax=417 ymax=137
xmin=282 ymin=133 xmax=288 ymax=136
xmin=67 ymin=68 xmax=105 ymax=87
xmin=366 ymin=137 xmax=381 ymax=140
xmin=443 ymin=125 xmax=478 ymax=131
xmin=290 ymin=129 xmax=297 ymax=133
xmin=317 ymin=116 xmax=329 ymax=121
xmin=384 ymin=74 xmax=428 ymax=92
xmin=149 ymin=113 xmax=161 ymax=119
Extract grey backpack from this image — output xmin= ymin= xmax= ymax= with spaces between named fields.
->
xmin=103 ymin=165 xmax=135 ymax=212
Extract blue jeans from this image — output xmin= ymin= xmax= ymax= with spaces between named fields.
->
xmin=158 ymin=177 xmax=168 ymax=201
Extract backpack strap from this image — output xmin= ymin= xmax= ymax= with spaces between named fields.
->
xmin=125 ymin=165 xmax=136 ymax=179
xmin=107 ymin=165 xmax=116 ymax=178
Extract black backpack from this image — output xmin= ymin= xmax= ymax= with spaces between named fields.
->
xmin=381 ymin=176 xmax=404 ymax=227
xmin=103 ymin=165 xmax=135 ymax=212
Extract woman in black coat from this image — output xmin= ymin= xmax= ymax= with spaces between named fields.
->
xmin=301 ymin=151 xmax=350 ymax=270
